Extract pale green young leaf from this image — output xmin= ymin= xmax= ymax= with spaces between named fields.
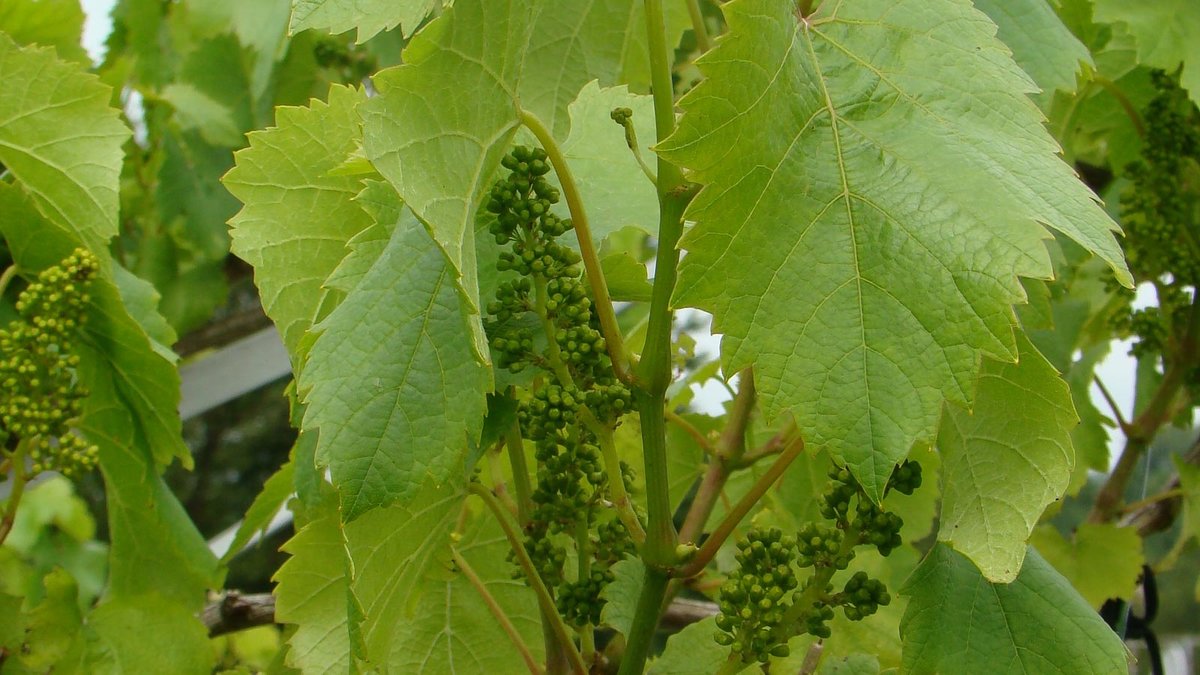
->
xmin=1092 ymin=0 xmax=1200 ymax=103
xmin=225 ymin=85 xmax=375 ymax=366
xmin=900 ymin=545 xmax=1129 ymax=674
xmin=344 ymin=481 xmax=461 ymax=666
xmin=0 ymin=0 xmax=88 ymax=62
xmin=599 ymin=557 xmax=645 ymax=638
xmin=181 ymin=0 xmax=291 ymax=101
xmin=972 ymin=0 xmax=1092 ymax=102
xmin=937 ymin=332 xmax=1076 ymax=582
xmin=299 ymin=216 xmax=488 ymax=519
xmin=362 ymin=0 xmax=683 ymax=348
xmin=289 ymin=0 xmax=437 ymax=42
xmin=63 ymin=595 xmax=215 ymax=674
xmin=373 ymin=512 xmax=543 ymax=673
xmin=0 ymin=34 xmax=128 ymax=255
xmin=274 ymin=503 xmax=358 ymax=675
xmin=560 ymin=82 xmax=660 ymax=241
xmin=647 ymin=617 xmax=737 ymax=675
xmin=658 ymin=0 xmax=1127 ymax=500
xmin=1028 ymin=523 xmax=1143 ymax=608
xmin=601 ymin=252 xmax=653 ymax=303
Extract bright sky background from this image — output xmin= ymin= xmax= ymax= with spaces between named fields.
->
xmin=75 ymin=0 xmax=1147 ymax=470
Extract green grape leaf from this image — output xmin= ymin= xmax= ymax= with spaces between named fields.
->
xmin=0 ymin=0 xmax=88 ymax=62
xmin=560 ymin=82 xmax=660 ymax=241
xmin=599 ymin=557 xmax=645 ymax=637
xmin=647 ymin=616 xmax=737 ymax=675
xmin=1092 ymin=0 xmax=1200 ymax=104
xmin=362 ymin=0 xmax=684 ymax=353
xmin=1028 ymin=523 xmax=1143 ymax=608
xmin=273 ymin=502 xmax=359 ymax=675
xmin=601 ymin=252 xmax=653 ymax=303
xmin=376 ymin=512 xmax=543 ymax=673
xmin=221 ymin=459 xmax=296 ymax=562
xmin=299 ymin=215 xmax=489 ymax=519
xmin=225 ymin=85 xmax=375 ymax=366
xmin=0 ymin=186 xmax=218 ymax=605
xmin=657 ymin=0 xmax=1129 ymax=501
xmin=0 ymin=34 xmax=128 ymax=256
xmin=937 ymin=332 xmax=1076 ymax=583
xmin=16 ymin=569 xmax=83 ymax=671
xmin=972 ymin=0 xmax=1092 ymax=102
xmin=63 ymin=595 xmax=215 ymax=674
xmin=900 ymin=544 xmax=1129 ymax=674
xmin=276 ymin=481 xmax=465 ymax=671
xmin=289 ymin=0 xmax=437 ymax=42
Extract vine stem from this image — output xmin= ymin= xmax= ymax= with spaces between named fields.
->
xmin=677 ymin=370 xmax=756 ymax=549
xmin=665 ymin=409 xmax=714 ymax=455
xmin=1120 ymin=488 xmax=1185 ymax=515
xmin=1092 ymin=76 xmax=1146 ymax=138
xmin=533 ymin=275 xmax=577 ymax=387
xmin=580 ymin=408 xmax=646 ymax=546
xmin=470 ymin=482 xmax=588 ymax=675
xmin=451 ymin=545 xmax=544 ymax=675
xmin=676 ymin=433 xmax=805 ymax=578
xmin=685 ymin=0 xmax=712 ymax=53
xmin=1090 ymin=300 xmax=1200 ymax=523
xmin=1093 ymin=375 xmax=1131 ymax=433
xmin=618 ymin=0 xmax=695 ymax=671
xmin=518 ymin=109 xmax=633 ymax=386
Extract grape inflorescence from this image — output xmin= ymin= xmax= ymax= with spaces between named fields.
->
xmin=485 ymin=146 xmax=636 ymax=630
xmin=714 ymin=459 xmax=922 ymax=665
xmin=1 ymin=250 xmax=100 ymax=477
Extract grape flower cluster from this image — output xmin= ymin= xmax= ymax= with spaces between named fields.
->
xmin=1111 ymin=71 xmax=1200 ymax=369
xmin=484 ymin=146 xmax=636 ymax=627
xmin=1 ymin=250 xmax=100 ymax=477
xmin=715 ymin=459 xmax=922 ymax=665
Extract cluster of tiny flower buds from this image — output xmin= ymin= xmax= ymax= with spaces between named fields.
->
xmin=1 ymin=250 xmax=100 ymax=477
xmin=715 ymin=527 xmax=799 ymax=664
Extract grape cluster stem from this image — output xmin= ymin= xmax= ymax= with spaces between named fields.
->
xmin=518 ymin=109 xmax=632 ymax=387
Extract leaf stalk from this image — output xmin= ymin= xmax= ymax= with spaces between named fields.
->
xmin=451 ymin=545 xmax=545 ymax=675
xmin=470 ymin=482 xmax=587 ymax=675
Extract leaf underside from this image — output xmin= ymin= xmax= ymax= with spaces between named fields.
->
xmin=658 ymin=0 xmax=1129 ymax=499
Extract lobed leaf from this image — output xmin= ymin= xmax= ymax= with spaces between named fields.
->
xmin=972 ymin=0 xmax=1092 ymax=103
xmin=298 ymin=208 xmax=488 ymax=519
xmin=225 ymin=85 xmax=374 ymax=366
xmin=657 ymin=0 xmax=1129 ymax=500
xmin=900 ymin=544 xmax=1129 ymax=674
xmin=1028 ymin=523 xmax=1143 ymax=608
xmin=0 ymin=34 xmax=128 ymax=257
xmin=936 ymin=332 xmax=1076 ymax=582
xmin=289 ymin=0 xmax=438 ymax=43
